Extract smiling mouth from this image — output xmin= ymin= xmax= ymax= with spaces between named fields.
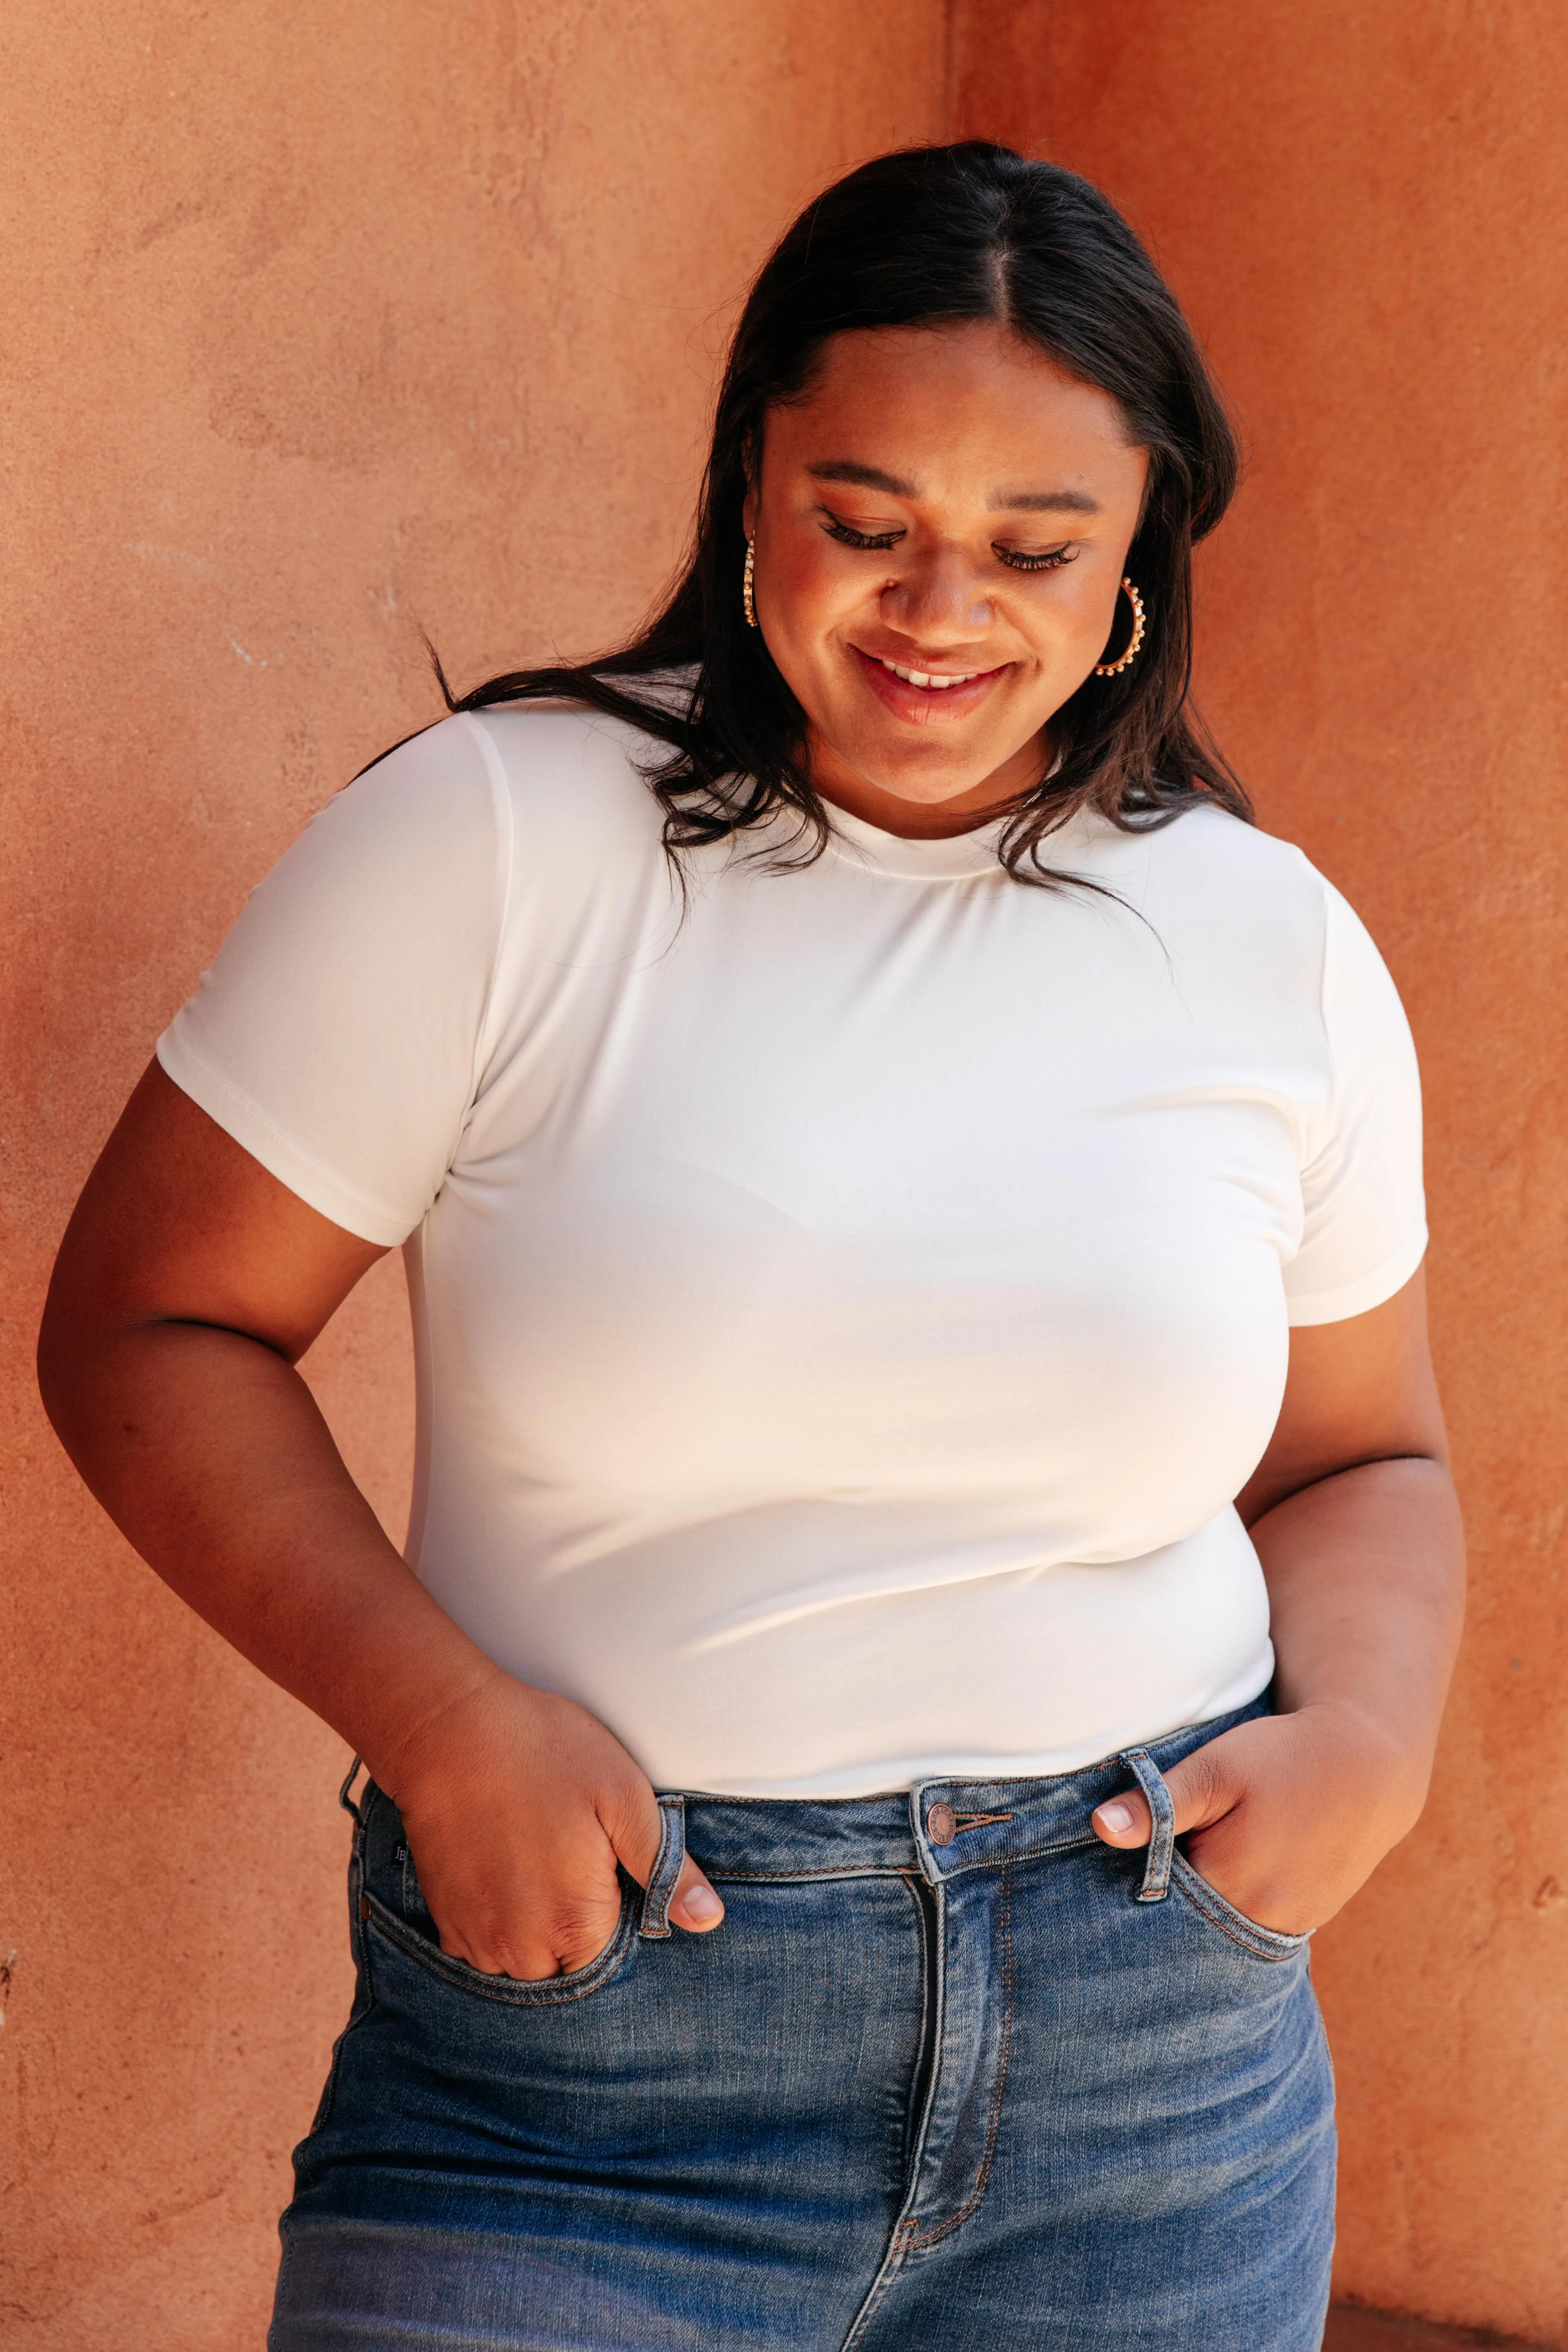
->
xmin=851 ymin=644 xmax=1008 ymax=718
xmin=874 ymin=657 xmax=988 ymax=690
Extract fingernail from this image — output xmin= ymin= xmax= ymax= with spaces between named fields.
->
xmin=1098 ymin=1802 xmax=1134 ymax=1832
xmin=679 ymin=1884 xmax=723 ymax=1924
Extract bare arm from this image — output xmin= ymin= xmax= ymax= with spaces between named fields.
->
xmin=1092 ymin=1268 xmax=1465 ymax=1932
xmin=37 ymin=1061 xmax=724 ymax=1975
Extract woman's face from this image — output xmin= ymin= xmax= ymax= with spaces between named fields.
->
xmin=743 ymin=319 xmax=1150 ymax=832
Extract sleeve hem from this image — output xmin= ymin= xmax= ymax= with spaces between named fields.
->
xmin=1284 ymin=1223 xmax=1428 ymax=1328
xmin=156 ymin=1030 xmax=420 ymax=1249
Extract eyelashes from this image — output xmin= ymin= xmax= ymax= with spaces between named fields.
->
xmin=995 ymin=545 xmax=1079 ymax=573
xmin=820 ymin=515 xmax=1079 ymax=572
xmin=822 ymin=517 xmax=901 ymax=551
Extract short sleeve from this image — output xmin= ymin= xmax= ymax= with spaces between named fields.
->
xmin=157 ymin=714 xmax=510 ymax=1245
xmin=1284 ymin=881 xmax=1428 ymax=1325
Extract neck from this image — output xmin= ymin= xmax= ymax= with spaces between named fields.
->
xmin=804 ymin=726 xmax=1050 ymax=840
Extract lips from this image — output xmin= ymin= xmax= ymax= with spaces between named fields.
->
xmin=876 ymin=658 xmax=982 ymax=690
xmin=851 ymin=644 xmax=1007 ymax=723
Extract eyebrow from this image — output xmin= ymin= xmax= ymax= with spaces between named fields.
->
xmin=991 ymin=486 xmax=1102 ymax=516
xmin=809 ymin=461 xmax=918 ymax=496
xmin=807 ymin=461 xmax=1102 ymax=517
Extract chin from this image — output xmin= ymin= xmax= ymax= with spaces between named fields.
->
xmin=847 ymin=735 xmax=1010 ymax=806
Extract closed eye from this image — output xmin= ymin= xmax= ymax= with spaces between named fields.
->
xmin=994 ymin=545 xmax=1079 ymax=573
xmin=822 ymin=512 xmax=1080 ymax=572
xmin=821 ymin=512 xmax=904 ymax=551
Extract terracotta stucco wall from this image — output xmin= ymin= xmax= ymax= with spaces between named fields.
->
xmin=0 ymin=7 xmax=944 ymax=2341
xmin=953 ymin=4 xmax=1568 ymax=2341
xmin=7 ymin=3 xmax=1562 ymax=2344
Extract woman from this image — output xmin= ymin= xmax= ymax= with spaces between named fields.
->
xmin=40 ymin=143 xmax=1462 ymax=2350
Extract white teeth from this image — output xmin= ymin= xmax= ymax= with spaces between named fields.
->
xmin=878 ymin=658 xmax=979 ymax=689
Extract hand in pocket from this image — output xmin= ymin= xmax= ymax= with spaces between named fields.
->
xmin=1090 ymin=1703 xmax=1427 ymax=1936
xmin=382 ymin=1669 xmax=725 ymax=1979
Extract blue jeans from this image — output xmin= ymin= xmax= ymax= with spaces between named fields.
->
xmin=271 ymin=1702 xmax=1334 ymax=2349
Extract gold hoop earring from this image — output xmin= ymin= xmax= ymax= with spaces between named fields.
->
xmin=742 ymin=537 xmax=758 ymax=629
xmin=1093 ymin=577 xmax=1146 ymax=676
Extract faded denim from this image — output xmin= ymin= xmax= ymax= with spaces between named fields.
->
xmin=271 ymin=1701 xmax=1334 ymax=2349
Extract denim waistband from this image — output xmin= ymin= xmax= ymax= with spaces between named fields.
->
xmin=672 ymin=1699 xmax=1265 ymax=1890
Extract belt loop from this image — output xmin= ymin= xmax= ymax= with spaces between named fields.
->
xmin=639 ymin=1795 xmax=687 ymax=1940
xmin=339 ymin=1756 xmax=366 ymax=1823
xmin=1120 ymin=1748 xmax=1176 ymax=1903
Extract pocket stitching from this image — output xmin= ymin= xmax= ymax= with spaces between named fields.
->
xmin=360 ymin=1883 xmax=639 ymax=2006
xmin=1169 ymin=1853 xmax=1309 ymax=1961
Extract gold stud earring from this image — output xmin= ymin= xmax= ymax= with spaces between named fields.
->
xmin=1094 ymin=577 xmax=1146 ymax=676
xmin=742 ymin=537 xmax=758 ymax=629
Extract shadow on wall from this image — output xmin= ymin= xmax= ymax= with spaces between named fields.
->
xmin=1327 ymin=2309 xmax=1548 ymax=2352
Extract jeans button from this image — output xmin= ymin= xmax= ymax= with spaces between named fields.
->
xmin=927 ymin=1802 xmax=956 ymax=1847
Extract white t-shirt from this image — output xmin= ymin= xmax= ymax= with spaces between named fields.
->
xmin=158 ymin=706 xmax=1426 ymax=1797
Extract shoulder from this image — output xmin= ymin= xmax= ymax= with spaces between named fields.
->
xmin=310 ymin=703 xmax=667 ymax=887
xmin=1133 ymin=807 xmax=1412 ymax=1043
xmin=458 ymin=700 xmax=668 ymax=850
xmin=1134 ymin=803 xmax=1336 ymax=966
xmin=1142 ymin=802 xmax=1324 ymax=897
xmin=308 ymin=712 xmax=502 ymax=861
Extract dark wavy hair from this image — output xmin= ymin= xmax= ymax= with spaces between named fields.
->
xmin=440 ymin=140 xmax=1251 ymax=879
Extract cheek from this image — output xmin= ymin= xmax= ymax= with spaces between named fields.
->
xmin=1038 ymin=571 xmax=1125 ymax=669
xmin=765 ymin=534 xmax=871 ymax=654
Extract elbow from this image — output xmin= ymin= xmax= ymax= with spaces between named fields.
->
xmin=36 ymin=1275 xmax=82 ymax=1449
xmin=35 ymin=1245 xmax=110 ymax=1462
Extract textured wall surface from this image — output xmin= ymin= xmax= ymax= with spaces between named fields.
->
xmin=953 ymin=5 xmax=1568 ymax=2342
xmin=0 ymin=6 xmax=943 ymax=2342
xmin=6 ymin=1 xmax=1563 ymax=2344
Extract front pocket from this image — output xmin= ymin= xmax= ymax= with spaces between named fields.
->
xmin=360 ymin=1879 xmax=639 ymax=2006
xmin=1169 ymin=1853 xmax=1309 ymax=1962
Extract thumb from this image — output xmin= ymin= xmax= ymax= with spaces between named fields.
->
xmin=606 ymin=1785 xmax=726 ymax=1935
xmin=667 ymin=1855 xmax=726 ymax=1934
xmin=1091 ymin=1740 xmax=1239 ymax=1850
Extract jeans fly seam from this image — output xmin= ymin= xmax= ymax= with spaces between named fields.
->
xmin=897 ymin=1860 xmax=1014 ymax=2252
xmin=900 ymin=1873 xmax=947 ymax=2194
xmin=895 ymin=1871 xmax=938 ymax=2183
xmin=834 ymin=1876 xmax=948 ymax=2352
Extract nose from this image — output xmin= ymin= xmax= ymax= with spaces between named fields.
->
xmin=879 ymin=542 xmax=992 ymax=642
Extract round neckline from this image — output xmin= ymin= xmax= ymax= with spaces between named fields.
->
xmin=823 ymin=801 xmax=1009 ymax=881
